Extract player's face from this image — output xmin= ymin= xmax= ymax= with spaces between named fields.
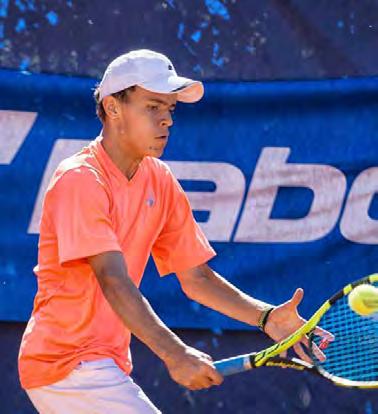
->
xmin=116 ymin=86 xmax=177 ymax=159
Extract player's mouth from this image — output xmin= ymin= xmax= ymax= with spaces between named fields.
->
xmin=155 ymin=135 xmax=169 ymax=147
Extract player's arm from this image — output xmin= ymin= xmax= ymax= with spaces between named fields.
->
xmin=176 ymin=263 xmax=313 ymax=361
xmin=88 ymin=251 xmax=223 ymax=390
xmin=176 ymin=263 xmax=275 ymax=326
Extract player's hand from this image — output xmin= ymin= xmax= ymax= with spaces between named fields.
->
xmin=263 ymin=288 xmax=334 ymax=363
xmin=163 ymin=345 xmax=223 ymax=390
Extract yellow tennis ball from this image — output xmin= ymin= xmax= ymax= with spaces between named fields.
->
xmin=348 ymin=284 xmax=378 ymax=316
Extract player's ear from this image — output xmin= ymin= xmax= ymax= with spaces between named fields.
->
xmin=102 ymin=96 xmax=120 ymax=119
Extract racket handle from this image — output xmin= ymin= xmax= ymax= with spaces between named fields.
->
xmin=214 ymin=354 xmax=252 ymax=376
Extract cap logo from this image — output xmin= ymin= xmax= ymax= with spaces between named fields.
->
xmin=168 ymin=64 xmax=173 ymax=70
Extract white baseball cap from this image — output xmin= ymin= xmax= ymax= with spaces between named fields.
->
xmin=98 ymin=49 xmax=204 ymax=103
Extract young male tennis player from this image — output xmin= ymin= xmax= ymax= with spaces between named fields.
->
xmin=19 ymin=49 xmax=328 ymax=413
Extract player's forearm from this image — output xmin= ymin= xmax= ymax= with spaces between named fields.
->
xmin=180 ymin=265 xmax=273 ymax=327
xmin=100 ymin=274 xmax=186 ymax=362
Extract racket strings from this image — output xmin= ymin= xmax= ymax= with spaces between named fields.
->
xmin=312 ymin=286 xmax=378 ymax=382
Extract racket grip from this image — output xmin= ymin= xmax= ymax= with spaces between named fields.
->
xmin=214 ymin=355 xmax=252 ymax=376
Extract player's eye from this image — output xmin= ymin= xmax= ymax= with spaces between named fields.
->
xmin=148 ymin=104 xmax=159 ymax=111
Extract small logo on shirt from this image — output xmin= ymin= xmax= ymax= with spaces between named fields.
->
xmin=146 ymin=189 xmax=155 ymax=207
xmin=146 ymin=198 xmax=154 ymax=207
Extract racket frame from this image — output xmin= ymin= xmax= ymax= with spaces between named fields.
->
xmin=214 ymin=273 xmax=378 ymax=389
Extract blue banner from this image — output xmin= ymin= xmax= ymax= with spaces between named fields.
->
xmin=1 ymin=69 xmax=378 ymax=328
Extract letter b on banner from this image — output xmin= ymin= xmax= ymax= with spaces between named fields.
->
xmin=340 ymin=168 xmax=378 ymax=244
xmin=235 ymin=148 xmax=347 ymax=242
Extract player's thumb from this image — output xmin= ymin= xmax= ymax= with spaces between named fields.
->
xmin=288 ymin=288 xmax=304 ymax=309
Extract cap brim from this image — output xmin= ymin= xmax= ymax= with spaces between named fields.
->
xmin=140 ymin=75 xmax=204 ymax=103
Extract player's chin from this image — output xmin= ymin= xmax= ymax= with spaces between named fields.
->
xmin=145 ymin=149 xmax=163 ymax=159
xmin=148 ymin=145 xmax=166 ymax=158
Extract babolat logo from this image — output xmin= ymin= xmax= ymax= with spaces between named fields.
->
xmin=265 ymin=361 xmax=307 ymax=370
xmin=1 ymin=111 xmax=377 ymax=244
xmin=167 ymin=148 xmax=378 ymax=245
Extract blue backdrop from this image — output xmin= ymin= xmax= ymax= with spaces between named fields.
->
xmin=1 ymin=68 xmax=377 ymax=329
xmin=2 ymin=1 xmax=378 ymax=81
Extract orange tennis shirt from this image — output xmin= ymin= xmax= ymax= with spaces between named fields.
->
xmin=18 ymin=137 xmax=215 ymax=389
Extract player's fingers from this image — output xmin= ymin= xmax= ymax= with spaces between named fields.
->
xmin=186 ymin=378 xmax=208 ymax=390
xmin=189 ymin=374 xmax=220 ymax=390
xmin=187 ymin=383 xmax=202 ymax=391
xmin=300 ymin=334 xmax=310 ymax=348
xmin=299 ymin=334 xmax=325 ymax=360
xmin=279 ymin=349 xmax=287 ymax=358
xmin=205 ymin=365 xmax=223 ymax=385
xmin=293 ymin=342 xmax=312 ymax=363
xmin=299 ymin=333 xmax=327 ymax=362
xmin=201 ymin=352 xmax=213 ymax=362
xmin=310 ymin=342 xmax=326 ymax=362
xmin=313 ymin=326 xmax=335 ymax=342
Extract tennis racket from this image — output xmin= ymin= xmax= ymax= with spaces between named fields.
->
xmin=214 ymin=273 xmax=378 ymax=389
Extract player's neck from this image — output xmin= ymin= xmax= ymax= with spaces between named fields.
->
xmin=100 ymin=130 xmax=142 ymax=181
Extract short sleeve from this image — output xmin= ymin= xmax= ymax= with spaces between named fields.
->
xmin=47 ymin=167 xmax=122 ymax=265
xmin=152 ymin=170 xmax=216 ymax=276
